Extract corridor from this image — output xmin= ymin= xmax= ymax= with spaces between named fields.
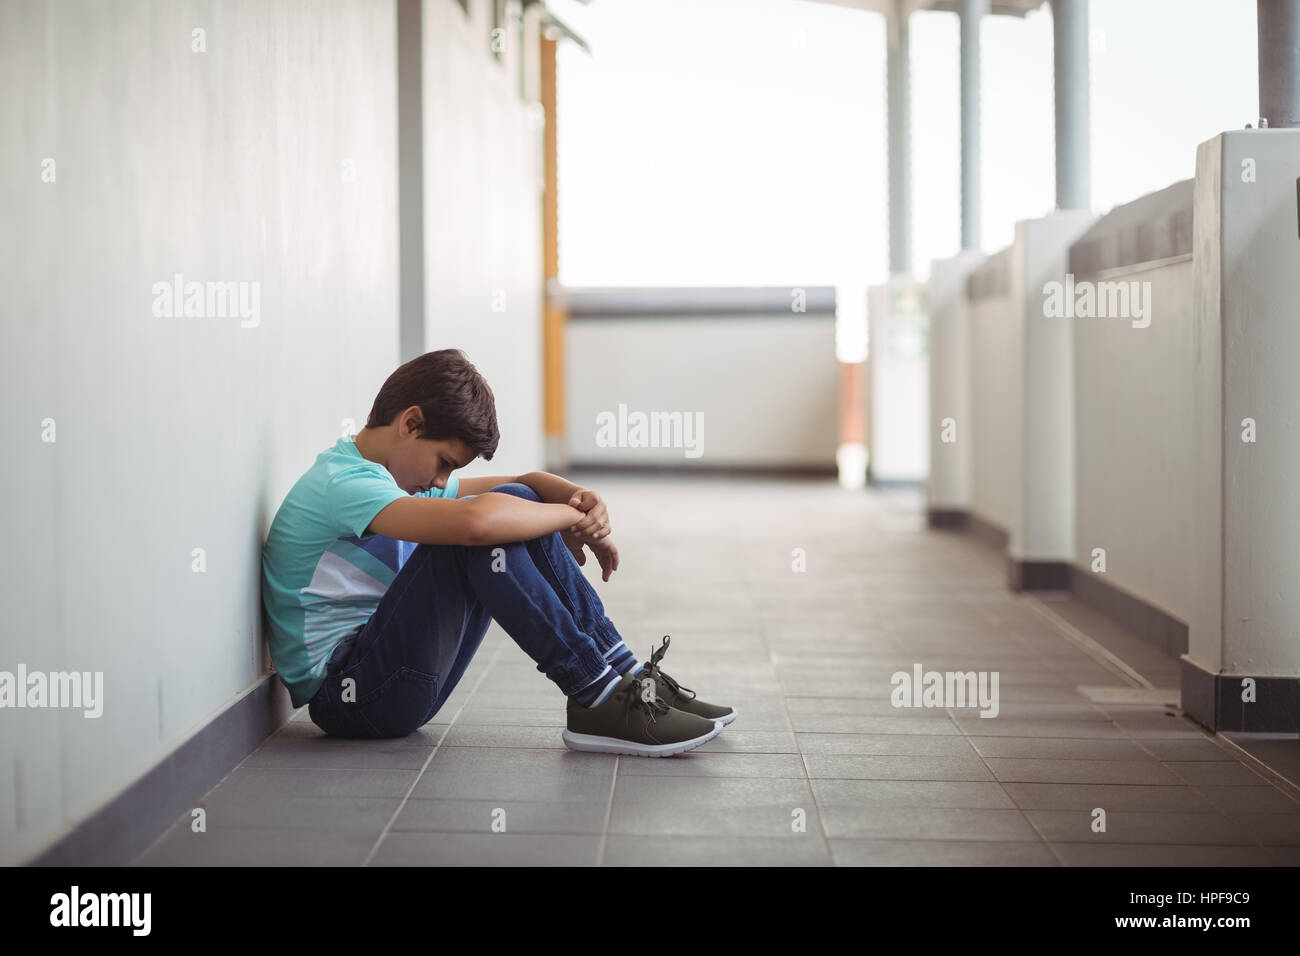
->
xmin=133 ymin=475 xmax=1300 ymax=866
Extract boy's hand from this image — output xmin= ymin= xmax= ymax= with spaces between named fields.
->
xmin=588 ymin=535 xmax=619 ymax=581
xmin=565 ymin=489 xmax=611 ymax=542
xmin=561 ymin=488 xmax=618 ymax=580
xmin=562 ymin=530 xmax=620 ymax=581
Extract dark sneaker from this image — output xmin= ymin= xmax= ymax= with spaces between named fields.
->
xmin=563 ymin=671 xmax=721 ymax=757
xmin=635 ymin=635 xmax=736 ymax=726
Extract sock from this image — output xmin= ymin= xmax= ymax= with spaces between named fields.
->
xmin=570 ymin=665 xmax=621 ymax=707
xmin=604 ymin=641 xmax=639 ymax=677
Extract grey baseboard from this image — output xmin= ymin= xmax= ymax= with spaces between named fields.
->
xmin=927 ymin=509 xmax=1012 ymax=550
xmin=926 ymin=509 xmax=968 ymax=529
xmin=929 ymin=508 xmax=1186 ymax=654
xmin=26 ymin=673 xmax=294 ymax=866
xmin=1180 ymin=656 xmax=1217 ymax=731
xmin=1008 ymin=560 xmax=1070 ymax=592
xmin=934 ymin=508 xmax=1297 ymax=734
xmin=1180 ymin=655 xmax=1300 ymax=733
xmin=1069 ymin=566 xmax=1189 ymax=658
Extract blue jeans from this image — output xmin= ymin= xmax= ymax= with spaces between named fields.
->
xmin=307 ymin=482 xmax=629 ymax=738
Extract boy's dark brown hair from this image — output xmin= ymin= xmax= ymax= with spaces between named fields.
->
xmin=365 ymin=349 xmax=500 ymax=460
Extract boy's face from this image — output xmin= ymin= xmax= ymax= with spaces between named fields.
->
xmin=393 ymin=407 xmax=475 ymax=495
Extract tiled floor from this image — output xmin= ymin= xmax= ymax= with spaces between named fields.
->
xmin=133 ymin=476 xmax=1300 ymax=866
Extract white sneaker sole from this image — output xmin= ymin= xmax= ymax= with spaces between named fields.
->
xmin=562 ymin=721 xmax=722 ymax=757
xmin=714 ymin=710 xmax=737 ymax=727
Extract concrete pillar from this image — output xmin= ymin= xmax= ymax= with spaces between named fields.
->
xmin=1013 ymin=211 xmax=1093 ymax=584
xmin=1183 ymin=129 xmax=1300 ymax=732
xmin=1050 ymin=0 xmax=1090 ymax=210
xmin=1257 ymin=0 xmax=1300 ymax=128
xmin=887 ymin=5 xmax=911 ymax=275
xmin=960 ymin=0 xmax=987 ymax=250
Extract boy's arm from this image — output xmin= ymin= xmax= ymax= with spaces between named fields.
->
xmin=454 ymin=471 xmax=583 ymax=504
xmin=367 ymin=493 xmax=583 ymax=546
xmin=516 ymin=471 xmax=585 ymax=505
xmin=454 ymin=475 xmax=520 ymax=498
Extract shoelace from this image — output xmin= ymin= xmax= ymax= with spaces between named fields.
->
xmin=646 ymin=635 xmax=698 ymax=702
xmin=627 ymin=675 xmax=671 ymax=724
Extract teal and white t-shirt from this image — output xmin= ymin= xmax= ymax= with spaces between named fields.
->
xmin=261 ymin=435 xmax=459 ymax=707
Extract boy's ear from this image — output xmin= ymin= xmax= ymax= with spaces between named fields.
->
xmin=401 ymin=406 xmax=424 ymax=436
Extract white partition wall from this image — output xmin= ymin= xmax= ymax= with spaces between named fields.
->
xmin=1073 ymin=257 xmax=1214 ymax=627
xmin=967 ymin=257 xmax=1018 ymax=536
xmin=566 ymin=314 xmax=838 ymax=468
xmin=926 ymin=251 xmax=985 ymax=514
xmin=1070 ymin=178 xmax=1217 ymax=670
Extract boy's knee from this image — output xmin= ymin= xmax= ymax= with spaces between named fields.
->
xmin=489 ymin=482 xmax=540 ymax=502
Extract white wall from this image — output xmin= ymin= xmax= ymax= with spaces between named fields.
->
xmin=968 ymin=290 xmax=1019 ymax=534
xmin=566 ymin=316 xmax=838 ymax=467
xmin=0 ymin=0 xmax=398 ymax=865
xmin=0 ymin=0 xmax=545 ymax=865
xmin=424 ymin=0 xmax=545 ymax=479
xmin=1073 ymin=258 xmax=1220 ymax=664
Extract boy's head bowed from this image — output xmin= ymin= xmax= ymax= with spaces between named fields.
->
xmin=366 ymin=349 xmax=500 ymax=460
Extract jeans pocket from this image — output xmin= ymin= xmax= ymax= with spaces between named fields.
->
xmin=353 ymin=667 xmax=440 ymax=738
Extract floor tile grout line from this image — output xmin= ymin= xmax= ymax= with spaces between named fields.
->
xmin=1204 ymin=733 xmax=1300 ymax=807
xmin=1121 ymin=717 xmax=1300 ymax=803
xmin=249 ymin=744 xmax=1271 ymax=760
xmin=132 ymin=701 xmax=292 ymax=864
xmin=943 ymin=707 xmax=1066 ymax=866
xmin=1005 ymin=620 xmax=1125 ymax=730
xmin=210 ymin=482 xmax=1299 ymax=864
xmin=955 ymin=583 xmax=1247 ymax=857
xmin=359 ymin=831 xmax=1291 ymax=849
xmin=1183 ymin=784 xmax=1300 ymax=819
xmin=361 ymin=638 xmax=510 ymax=867
xmin=596 ymin=756 xmax=619 ymax=867
xmin=236 ymin=771 xmax=1298 ymax=784
xmin=822 ymin=835 xmax=1287 ymax=848
xmin=371 ymin=809 xmax=1299 ymax=823
xmin=757 ymin=618 xmax=835 ymax=866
